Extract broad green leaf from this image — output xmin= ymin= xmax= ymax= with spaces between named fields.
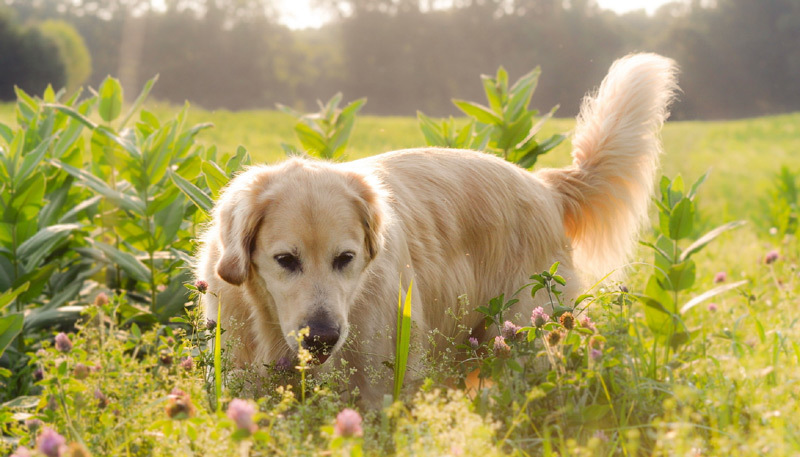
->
xmin=0 ymin=282 xmax=29 ymax=311
xmin=17 ymin=137 xmax=53 ymax=185
xmin=680 ymin=220 xmax=747 ymax=261
xmin=294 ymin=123 xmax=328 ymax=156
xmin=98 ymin=76 xmax=124 ymax=123
xmin=0 ymin=123 xmax=13 ymax=143
xmin=662 ymin=259 xmax=696 ymax=292
xmin=92 ymin=240 xmax=150 ymax=283
xmin=52 ymin=119 xmax=84 ymax=159
xmin=202 ymin=161 xmax=229 ymax=198
xmin=453 ymin=100 xmax=503 ymax=125
xmin=51 ymin=160 xmax=146 ymax=214
xmin=225 ymin=146 xmax=250 ymax=174
xmin=668 ymin=198 xmax=695 ymax=240
xmin=417 ymin=111 xmax=446 ymax=146
xmin=480 ymin=74 xmax=503 ymax=115
xmin=506 ymin=67 xmax=541 ymax=121
xmin=0 ymin=313 xmax=24 ymax=358
xmin=17 ymin=224 xmax=80 ymax=272
xmin=170 ymin=171 xmax=213 ymax=214
xmin=687 ymin=170 xmax=710 ymax=199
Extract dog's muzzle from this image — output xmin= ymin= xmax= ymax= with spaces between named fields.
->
xmin=301 ymin=319 xmax=340 ymax=364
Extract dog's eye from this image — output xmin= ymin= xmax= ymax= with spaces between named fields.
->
xmin=332 ymin=252 xmax=355 ymax=271
xmin=274 ymin=254 xmax=302 ymax=273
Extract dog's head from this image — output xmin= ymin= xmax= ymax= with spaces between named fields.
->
xmin=212 ymin=159 xmax=385 ymax=363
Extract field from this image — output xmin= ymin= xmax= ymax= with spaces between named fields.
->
xmin=2 ymin=94 xmax=800 ymax=456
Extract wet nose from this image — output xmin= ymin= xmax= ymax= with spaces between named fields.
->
xmin=301 ymin=320 xmax=340 ymax=358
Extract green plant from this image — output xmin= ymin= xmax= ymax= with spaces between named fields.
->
xmin=393 ymin=280 xmax=413 ymax=402
xmin=634 ymin=173 xmax=747 ymax=378
xmin=279 ymin=93 xmax=366 ymax=161
xmin=419 ymin=66 xmax=565 ymax=168
xmin=763 ymin=165 xmax=798 ymax=237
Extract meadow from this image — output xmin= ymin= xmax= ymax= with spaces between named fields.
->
xmin=1 ymin=85 xmax=800 ymax=457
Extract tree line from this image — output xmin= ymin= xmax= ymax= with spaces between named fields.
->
xmin=2 ymin=0 xmax=799 ymax=120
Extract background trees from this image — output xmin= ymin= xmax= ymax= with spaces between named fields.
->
xmin=2 ymin=0 xmax=799 ymax=119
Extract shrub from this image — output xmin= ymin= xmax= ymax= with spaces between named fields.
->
xmin=37 ymin=20 xmax=92 ymax=94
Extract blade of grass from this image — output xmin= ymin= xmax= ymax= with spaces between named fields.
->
xmin=215 ymin=295 xmax=222 ymax=413
xmin=393 ymin=280 xmax=413 ymax=401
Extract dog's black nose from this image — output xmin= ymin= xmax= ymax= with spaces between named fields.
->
xmin=301 ymin=321 xmax=340 ymax=361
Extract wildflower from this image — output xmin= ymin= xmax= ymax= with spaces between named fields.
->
xmin=159 ymin=350 xmax=173 ymax=367
xmin=165 ymin=388 xmax=195 ymax=420
xmin=579 ymin=315 xmax=596 ymax=333
xmin=195 ymin=280 xmax=209 ymax=294
xmin=713 ymin=271 xmax=727 ymax=283
xmin=493 ymin=336 xmax=511 ymax=358
xmin=94 ymin=388 xmax=109 ymax=409
xmin=37 ymin=427 xmax=66 ymax=457
xmin=619 ymin=285 xmax=629 ymax=293
xmin=94 ymin=292 xmax=109 ymax=307
xmin=36 ymin=349 xmax=47 ymax=358
xmin=769 ymin=227 xmax=778 ymax=236
xmin=227 ymin=399 xmax=257 ymax=433
xmin=531 ymin=307 xmax=550 ymax=328
xmin=765 ymin=249 xmax=779 ymax=264
xmin=334 ymin=408 xmax=363 ymax=438
xmin=90 ymin=364 xmax=102 ymax=373
xmin=468 ymin=336 xmax=479 ymax=349
xmin=501 ymin=321 xmax=522 ymax=341
xmin=33 ymin=368 xmax=44 ymax=381
xmin=54 ymin=333 xmax=72 ymax=353
xmin=180 ymin=356 xmax=194 ymax=371
xmin=559 ymin=312 xmax=575 ymax=330
xmin=10 ymin=446 xmax=32 ymax=457
xmin=25 ymin=418 xmax=42 ymax=432
xmin=72 ymin=363 xmax=90 ymax=380
xmin=206 ymin=319 xmax=217 ymax=331
xmin=707 ymin=303 xmax=718 ymax=312
xmin=46 ymin=395 xmax=58 ymax=411
xmin=589 ymin=336 xmax=604 ymax=350
xmin=546 ymin=330 xmax=563 ymax=346
xmin=594 ymin=430 xmax=609 ymax=442
xmin=590 ymin=348 xmax=603 ymax=361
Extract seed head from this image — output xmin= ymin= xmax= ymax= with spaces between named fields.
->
xmin=334 ymin=408 xmax=363 ymax=438
xmin=559 ymin=312 xmax=575 ymax=330
xmin=73 ymin=363 xmax=90 ymax=380
xmin=501 ymin=321 xmax=522 ymax=341
xmin=37 ymin=427 xmax=66 ymax=457
xmin=493 ymin=336 xmax=511 ymax=358
xmin=159 ymin=350 xmax=173 ymax=367
xmin=195 ymin=280 xmax=209 ymax=294
xmin=94 ymin=292 xmax=109 ymax=307
xmin=54 ymin=333 xmax=72 ymax=353
xmin=94 ymin=388 xmax=109 ymax=409
xmin=227 ymin=399 xmax=257 ymax=433
xmin=531 ymin=307 xmax=550 ymax=328
xmin=713 ymin=271 xmax=727 ymax=283
xmin=468 ymin=337 xmax=479 ymax=349
xmin=765 ymin=250 xmax=780 ymax=264
xmin=165 ymin=388 xmax=195 ymax=420
xmin=546 ymin=330 xmax=563 ymax=346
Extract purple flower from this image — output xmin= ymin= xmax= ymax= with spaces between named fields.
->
xmin=37 ymin=427 xmax=66 ymax=457
xmin=180 ymin=357 xmax=194 ymax=371
xmin=195 ymin=280 xmax=209 ymax=294
xmin=707 ymin=302 xmax=718 ymax=312
xmin=275 ymin=356 xmax=293 ymax=371
xmin=713 ymin=271 xmax=727 ymax=283
xmin=206 ymin=319 xmax=217 ymax=331
xmin=531 ymin=307 xmax=550 ymax=328
xmin=227 ymin=399 xmax=257 ymax=433
xmin=590 ymin=348 xmax=603 ymax=361
xmin=493 ymin=336 xmax=511 ymax=358
xmin=94 ymin=388 xmax=109 ymax=409
xmin=165 ymin=388 xmax=195 ymax=420
xmin=94 ymin=292 xmax=109 ymax=307
xmin=501 ymin=321 xmax=522 ymax=341
xmin=33 ymin=368 xmax=44 ymax=381
xmin=580 ymin=316 xmax=596 ymax=333
xmin=765 ymin=250 xmax=779 ymax=264
xmin=25 ymin=418 xmax=42 ymax=432
xmin=334 ymin=408 xmax=363 ymax=438
xmin=54 ymin=333 xmax=72 ymax=353
xmin=468 ymin=337 xmax=479 ymax=349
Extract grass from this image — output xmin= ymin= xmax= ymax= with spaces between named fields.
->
xmin=3 ymin=99 xmax=800 ymax=455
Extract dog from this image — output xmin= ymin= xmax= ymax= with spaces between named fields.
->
xmin=196 ymin=53 xmax=678 ymax=404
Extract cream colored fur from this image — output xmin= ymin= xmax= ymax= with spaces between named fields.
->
xmin=196 ymin=53 xmax=678 ymax=404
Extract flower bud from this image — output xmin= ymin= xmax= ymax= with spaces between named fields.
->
xmin=180 ymin=357 xmax=194 ymax=372
xmin=227 ymin=399 xmax=257 ymax=433
xmin=579 ymin=315 xmax=596 ymax=333
xmin=195 ymin=280 xmax=209 ymax=294
xmin=94 ymin=388 xmax=109 ymax=409
xmin=765 ymin=250 xmax=779 ymax=264
xmin=493 ymin=336 xmax=511 ymax=358
xmin=713 ymin=271 xmax=727 ymax=283
xmin=206 ymin=319 xmax=217 ymax=331
xmin=94 ymin=292 xmax=109 ymax=307
xmin=37 ymin=427 xmax=66 ymax=457
xmin=159 ymin=350 xmax=173 ymax=367
xmin=468 ymin=337 xmax=479 ymax=349
xmin=531 ymin=307 xmax=550 ymax=328
xmin=501 ymin=321 xmax=522 ymax=341
xmin=165 ymin=388 xmax=195 ymax=420
xmin=25 ymin=419 xmax=42 ymax=432
xmin=334 ymin=408 xmax=363 ymax=438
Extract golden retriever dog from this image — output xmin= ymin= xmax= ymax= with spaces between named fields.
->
xmin=196 ymin=53 xmax=678 ymax=404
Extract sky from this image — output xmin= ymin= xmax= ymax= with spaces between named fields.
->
xmin=277 ymin=0 xmax=678 ymax=30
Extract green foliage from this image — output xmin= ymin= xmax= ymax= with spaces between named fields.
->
xmin=763 ymin=165 xmax=799 ymax=238
xmin=279 ymin=93 xmax=366 ymax=161
xmin=36 ymin=20 xmax=92 ymax=94
xmin=634 ymin=173 xmax=746 ymax=377
xmin=393 ymin=280 xmax=413 ymax=402
xmin=419 ymin=66 xmax=565 ymax=168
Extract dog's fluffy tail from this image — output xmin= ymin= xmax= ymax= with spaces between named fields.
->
xmin=539 ymin=53 xmax=678 ymax=281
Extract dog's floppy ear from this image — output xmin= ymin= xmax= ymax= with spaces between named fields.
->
xmin=344 ymin=172 xmax=386 ymax=261
xmin=214 ymin=168 xmax=272 ymax=285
